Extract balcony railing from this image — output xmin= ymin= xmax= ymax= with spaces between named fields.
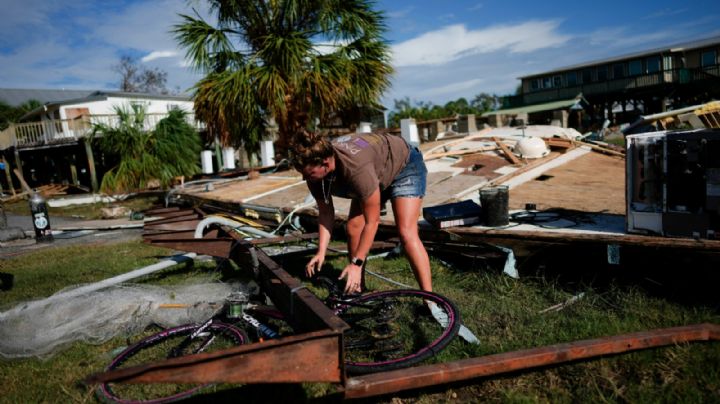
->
xmin=521 ymin=66 xmax=720 ymax=105
xmin=0 ymin=113 xmax=204 ymax=150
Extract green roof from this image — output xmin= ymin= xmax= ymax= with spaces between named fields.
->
xmin=482 ymin=96 xmax=584 ymax=117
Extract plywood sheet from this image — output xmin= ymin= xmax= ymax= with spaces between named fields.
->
xmin=184 ymin=176 xmax=302 ymax=203
xmin=508 ymin=152 xmax=625 ymax=214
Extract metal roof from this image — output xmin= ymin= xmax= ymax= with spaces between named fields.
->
xmin=0 ymin=88 xmax=96 ymax=107
xmin=0 ymin=88 xmax=192 ymax=108
xmin=482 ymin=95 xmax=585 ymax=116
xmin=520 ymin=35 xmax=720 ymax=80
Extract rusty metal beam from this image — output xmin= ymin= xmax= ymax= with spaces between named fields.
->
xmin=146 ymin=214 xmax=202 ymax=225
xmin=249 ymin=232 xmax=319 ymax=246
xmin=144 ymin=219 xmax=201 ymax=232
xmin=144 ymin=238 xmax=234 ymax=258
xmin=145 ymin=209 xmax=199 ymax=219
xmin=86 ymin=330 xmax=344 ymax=385
xmin=225 ymin=231 xmax=348 ymax=334
xmin=344 ymin=323 xmax=720 ymax=399
xmin=144 ymin=206 xmax=182 ymax=215
xmin=142 ymin=229 xmax=219 ymax=242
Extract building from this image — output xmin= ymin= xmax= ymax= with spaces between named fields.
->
xmin=0 ymin=89 xmax=198 ymax=192
xmin=486 ymin=35 xmax=720 ymax=131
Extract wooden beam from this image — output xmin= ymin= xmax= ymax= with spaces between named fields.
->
xmin=83 ymin=140 xmax=98 ymax=192
xmin=1 ymin=156 xmax=15 ymax=196
xmin=492 ymin=137 xmax=523 ymax=165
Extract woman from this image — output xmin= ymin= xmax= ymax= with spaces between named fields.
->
xmin=292 ymin=131 xmax=432 ymax=294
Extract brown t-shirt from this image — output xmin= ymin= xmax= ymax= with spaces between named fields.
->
xmin=308 ymin=133 xmax=410 ymax=201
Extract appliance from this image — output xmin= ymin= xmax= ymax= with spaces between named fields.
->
xmin=626 ymin=129 xmax=720 ymax=239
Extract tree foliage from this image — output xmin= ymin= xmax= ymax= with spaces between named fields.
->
xmin=387 ymin=93 xmax=505 ymax=128
xmin=173 ymin=0 xmax=393 ymax=155
xmin=91 ymin=105 xmax=201 ymax=193
xmin=113 ymin=56 xmax=170 ymax=95
xmin=0 ymin=100 xmax=42 ymax=130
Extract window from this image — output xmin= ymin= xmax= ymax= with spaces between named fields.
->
xmin=553 ymin=75 xmax=562 ymax=87
xmin=531 ymin=79 xmax=540 ymax=90
xmin=167 ymin=104 xmax=181 ymax=111
xmin=597 ymin=66 xmax=608 ymax=81
xmin=702 ymin=50 xmax=717 ymax=68
xmin=646 ymin=56 xmax=661 ymax=73
xmin=628 ymin=60 xmax=642 ymax=76
xmin=566 ymin=71 xmax=577 ymax=86
xmin=543 ymin=77 xmax=552 ymax=88
xmin=581 ymin=69 xmax=593 ymax=83
xmin=612 ymin=63 xmax=625 ymax=79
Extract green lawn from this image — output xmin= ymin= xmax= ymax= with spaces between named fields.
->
xmin=1 ymin=237 xmax=719 ymax=403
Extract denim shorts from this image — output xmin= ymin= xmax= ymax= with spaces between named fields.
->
xmin=381 ymin=146 xmax=427 ymax=203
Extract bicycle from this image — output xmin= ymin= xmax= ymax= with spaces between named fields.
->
xmin=97 ymin=278 xmax=461 ymax=403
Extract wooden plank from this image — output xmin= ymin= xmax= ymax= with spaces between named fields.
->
xmin=12 ymin=168 xmax=32 ymax=193
xmin=492 ymin=137 xmax=523 ymax=165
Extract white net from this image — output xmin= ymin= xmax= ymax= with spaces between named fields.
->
xmin=0 ymin=281 xmax=254 ymax=360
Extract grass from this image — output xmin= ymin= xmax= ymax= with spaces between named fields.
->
xmin=1 ymin=237 xmax=719 ymax=403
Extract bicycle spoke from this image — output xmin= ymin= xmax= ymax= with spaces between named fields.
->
xmin=339 ymin=290 xmax=460 ymax=374
xmin=99 ymin=323 xmax=246 ymax=404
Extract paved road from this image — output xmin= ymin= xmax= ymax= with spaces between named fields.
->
xmin=1 ymin=213 xmax=144 ymax=260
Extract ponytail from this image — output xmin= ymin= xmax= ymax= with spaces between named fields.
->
xmin=290 ymin=130 xmax=333 ymax=170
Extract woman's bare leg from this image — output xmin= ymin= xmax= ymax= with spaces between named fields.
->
xmin=391 ymin=197 xmax=432 ymax=292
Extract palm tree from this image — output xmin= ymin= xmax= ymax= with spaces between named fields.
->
xmin=173 ymin=0 xmax=393 ymax=156
xmin=91 ymin=105 xmax=202 ymax=193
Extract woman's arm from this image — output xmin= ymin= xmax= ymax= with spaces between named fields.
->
xmin=339 ymin=188 xmax=381 ymax=293
xmin=306 ymin=197 xmax=334 ymax=277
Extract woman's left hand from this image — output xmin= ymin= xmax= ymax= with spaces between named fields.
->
xmin=339 ymin=264 xmax=363 ymax=294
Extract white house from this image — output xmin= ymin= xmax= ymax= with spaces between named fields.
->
xmin=0 ymin=89 xmax=200 ymax=192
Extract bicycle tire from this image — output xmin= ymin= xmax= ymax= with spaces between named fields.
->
xmin=338 ymin=289 xmax=461 ymax=374
xmin=97 ymin=322 xmax=248 ymax=404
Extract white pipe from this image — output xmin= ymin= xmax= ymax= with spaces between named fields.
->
xmin=194 ymin=216 xmax=275 ymax=239
xmin=1 ymin=253 xmax=197 ymax=315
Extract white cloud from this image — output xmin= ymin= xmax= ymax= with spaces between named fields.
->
xmin=391 ymin=20 xmax=571 ymax=67
xmin=386 ymin=6 xmax=415 ymax=19
xmin=141 ymin=50 xmax=178 ymax=62
xmin=421 ymin=78 xmax=485 ymax=99
xmin=468 ymin=3 xmax=484 ymax=11
xmin=642 ymin=8 xmax=688 ymax=20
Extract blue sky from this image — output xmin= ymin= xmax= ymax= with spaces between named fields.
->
xmin=1 ymin=0 xmax=719 ymax=109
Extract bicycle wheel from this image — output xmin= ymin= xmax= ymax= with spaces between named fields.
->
xmin=338 ymin=289 xmax=461 ymax=374
xmin=97 ymin=322 xmax=248 ymax=404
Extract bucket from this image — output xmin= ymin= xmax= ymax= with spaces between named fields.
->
xmin=479 ymin=186 xmax=509 ymax=227
xmin=201 ymin=150 xmax=214 ymax=174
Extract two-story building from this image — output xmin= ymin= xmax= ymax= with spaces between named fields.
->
xmin=0 ymin=89 xmax=199 ymax=193
xmin=485 ymin=35 xmax=720 ymax=131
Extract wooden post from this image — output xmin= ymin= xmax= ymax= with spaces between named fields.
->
xmin=84 ymin=140 xmax=98 ymax=192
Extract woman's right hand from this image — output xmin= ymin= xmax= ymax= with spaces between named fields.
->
xmin=306 ymin=254 xmax=325 ymax=277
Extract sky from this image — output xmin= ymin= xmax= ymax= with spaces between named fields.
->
xmin=1 ymin=0 xmax=719 ymax=110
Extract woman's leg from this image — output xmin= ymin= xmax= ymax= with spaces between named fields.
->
xmin=392 ymin=197 xmax=432 ymax=292
xmin=346 ymin=199 xmax=367 ymax=289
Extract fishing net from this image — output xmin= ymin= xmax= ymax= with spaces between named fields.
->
xmin=0 ymin=281 xmax=254 ymax=360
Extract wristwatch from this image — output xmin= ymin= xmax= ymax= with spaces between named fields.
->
xmin=350 ymin=257 xmax=365 ymax=267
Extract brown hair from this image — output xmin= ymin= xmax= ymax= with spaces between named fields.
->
xmin=290 ymin=130 xmax=334 ymax=170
